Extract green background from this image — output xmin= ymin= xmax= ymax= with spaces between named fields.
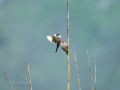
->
xmin=0 ymin=0 xmax=120 ymax=90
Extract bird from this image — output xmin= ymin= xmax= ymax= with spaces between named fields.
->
xmin=47 ymin=34 xmax=62 ymax=52
xmin=61 ymin=41 xmax=69 ymax=55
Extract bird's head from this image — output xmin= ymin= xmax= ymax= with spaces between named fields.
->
xmin=61 ymin=41 xmax=65 ymax=43
xmin=56 ymin=34 xmax=62 ymax=41
xmin=56 ymin=34 xmax=60 ymax=36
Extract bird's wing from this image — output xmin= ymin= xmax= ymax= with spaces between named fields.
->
xmin=47 ymin=36 xmax=56 ymax=44
xmin=54 ymin=34 xmax=56 ymax=36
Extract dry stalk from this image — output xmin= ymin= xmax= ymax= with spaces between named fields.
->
xmin=74 ymin=51 xmax=81 ymax=90
xmin=4 ymin=71 xmax=13 ymax=90
xmin=27 ymin=56 xmax=32 ymax=90
xmin=67 ymin=0 xmax=70 ymax=90
xmin=86 ymin=48 xmax=93 ymax=90
xmin=95 ymin=51 xmax=96 ymax=90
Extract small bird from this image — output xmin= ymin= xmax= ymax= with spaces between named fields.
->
xmin=47 ymin=34 xmax=62 ymax=52
xmin=61 ymin=41 xmax=68 ymax=55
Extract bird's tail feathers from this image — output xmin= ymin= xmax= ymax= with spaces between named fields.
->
xmin=66 ymin=51 xmax=68 ymax=55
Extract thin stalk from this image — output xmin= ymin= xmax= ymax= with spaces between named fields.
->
xmin=4 ymin=71 xmax=13 ymax=90
xmin=67 ymin=0 xmax=69 ymax=90
xmin=95 ymin=51 xmax=96 ymax=90
xmin=86 ymin=48 xmax=93 ymax=90
xmin=27 ymin=56 xmax=32 ymax=90
xmin=74 ymin=51 xmax=81 ymax=90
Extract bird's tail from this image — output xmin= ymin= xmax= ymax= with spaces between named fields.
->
xmin=66 ymin=51 xmax=68 ymax=55
xmin=55 ymin=44 xmax=59 ymax=52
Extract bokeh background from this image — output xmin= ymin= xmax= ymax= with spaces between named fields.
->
xmin=0 ymin=0 xmax=120 ymax=90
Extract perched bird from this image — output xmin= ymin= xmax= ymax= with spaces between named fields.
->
xmin=61 ymin=41 xmax=68 ymax=55
xmin=47 ymin=34 xmax=62 ymax=52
